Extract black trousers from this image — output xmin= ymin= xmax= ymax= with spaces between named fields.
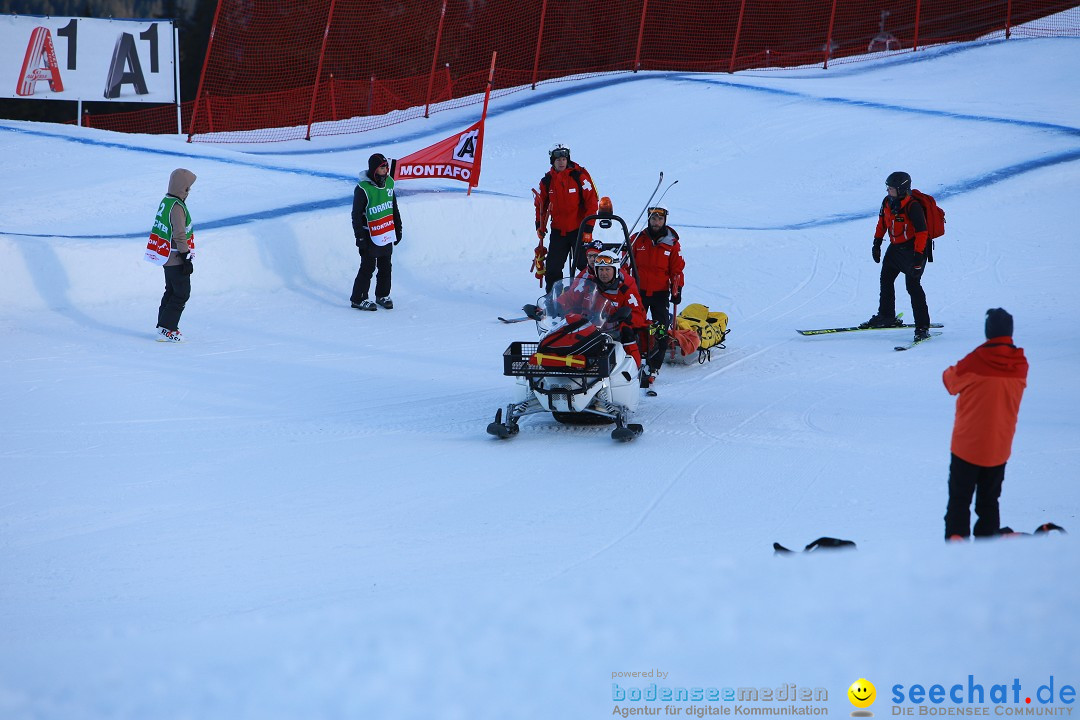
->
xmin=157 ymin=264 xmax=191 ymax=331
xmin=878 ymin=241 xmax=930 ymax=328
xmin=544 ymin=229 xmax=585 ymax=292
xmin=352 ymin=249 xmax=392 ymax=302
xmin=640 ymin=291 xmax=671 ymax=371
xmin=944 ymin=453 xmax=1006 ymax=539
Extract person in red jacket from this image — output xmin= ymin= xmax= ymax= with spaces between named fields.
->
xmin=942 ymin=308 xmax=1029 ymax=540
xmin=535 ymin=144 xmax=599 ymax=292
xmin=629 ymin=206 xmax=686 ymax=380
xmin=593 ymin=250 xmax=647 ymax=367
xmin=861 ymin=171 xmax=932 ymax=341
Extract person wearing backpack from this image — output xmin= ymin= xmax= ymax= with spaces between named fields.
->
xmin=861 ymin=171 xmax=932 ymax=342
xmin=942 ymin=309 xmax=1028 ymax=540
xmin=535 ymin=144 xmax=599 ymax=292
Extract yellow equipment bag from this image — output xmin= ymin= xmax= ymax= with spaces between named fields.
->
xmin=669 ymin=303 xmax=729 ymax=363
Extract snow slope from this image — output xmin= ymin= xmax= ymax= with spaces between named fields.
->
xmin=1 ymin=37 xmax=1078 ymax=720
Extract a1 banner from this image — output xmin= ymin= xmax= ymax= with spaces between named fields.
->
xmin=1 ymin=14 xmax=176 ymax=102
xmin=392 ymin=119 xmax=483 ymax=190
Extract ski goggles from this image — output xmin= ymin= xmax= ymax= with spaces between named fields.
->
xmin=593 ymin=255 xmax=620 ymax=266
xmin=648 ymin=207 xmax=668 ymax=219
xmin=550 ymin=148 xmax=571 ymax=160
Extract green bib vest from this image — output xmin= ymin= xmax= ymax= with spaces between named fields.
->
xmin=359 ymin=177 xmax=396 ymax=246
xmin=151 ymin=196 xmax=192 ymax=248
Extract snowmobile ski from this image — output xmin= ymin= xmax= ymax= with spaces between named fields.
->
xmin=894 ymin=331 xmax=942 ymax=351
xmin=498 ymin=315 xmax=532 ymax=324
xmin=611 ymin=423 xmax=644 ymax=442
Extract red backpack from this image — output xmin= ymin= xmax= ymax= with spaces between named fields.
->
xmin=911 ymin=189 xmax=945 ymax=262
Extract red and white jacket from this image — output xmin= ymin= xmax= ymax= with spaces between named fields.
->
xmin=536 ymin=162 xmax=599 ymax=235
xmin=630 ymin=226 xmax=685 ymax=295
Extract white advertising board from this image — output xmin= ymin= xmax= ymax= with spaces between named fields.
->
xmin=1 ymin=14 xmax=176 ymax=103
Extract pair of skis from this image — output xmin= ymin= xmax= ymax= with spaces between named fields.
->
xmin=797 ymin=313 xmax=943 ymax=351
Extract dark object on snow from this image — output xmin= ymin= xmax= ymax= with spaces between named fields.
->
xmin=773 ymin=537 xmax=857 ymax=555
xmin=997 ymin=522 xmax=1067 ymax=537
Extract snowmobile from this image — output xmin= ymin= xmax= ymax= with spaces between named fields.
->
xmin=486 ymin=276 xmax=644 ymax=442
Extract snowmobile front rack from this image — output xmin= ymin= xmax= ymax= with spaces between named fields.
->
xmin=502 ymin=341 xmax=616 ymax=379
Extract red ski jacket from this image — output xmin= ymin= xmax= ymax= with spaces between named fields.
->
xmin=875 ymin=195 xmax=929 ymax=254
xmin=630 ymin=227 xmax=685 ymax=295
xmin=943 ymin=338 xmax=1028 ymax=467
xmin=536 ymin=162 xmax=599 ymax=235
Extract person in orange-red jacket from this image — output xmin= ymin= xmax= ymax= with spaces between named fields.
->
xmin=592 ymin=249 xmax=647 ymax=367
xmin=536 ymin=144 xmax=599 ymax=292
xmin=629 ymin=206 xmax=686 ymax=379
xmin=861 ymin=171 xmax=932 ymax=341
xmin=942 ymin=308 xmax=1029 ymax=540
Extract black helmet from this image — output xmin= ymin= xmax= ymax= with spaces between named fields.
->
xmin=885 ymin=171 xmax=911 ymax=196
xmin=549 ymin=144 xmax=571 ymax=164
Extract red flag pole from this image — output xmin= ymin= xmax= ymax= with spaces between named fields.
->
xmin=469 ymin=50 xmax=496 ymax=197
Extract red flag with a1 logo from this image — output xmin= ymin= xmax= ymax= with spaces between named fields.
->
xmin=391 ymin=119 xmax=483 ymax=189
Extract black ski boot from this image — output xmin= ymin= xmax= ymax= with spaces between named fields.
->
xmin=859 ymin=313 xmax=903 ymax=329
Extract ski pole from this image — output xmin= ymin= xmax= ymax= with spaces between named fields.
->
xmin=626 ymin=171 xmax=664 ymax=241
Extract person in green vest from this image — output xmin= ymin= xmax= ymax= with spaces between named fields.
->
xmin=153 ymin=168 xmax=196 ymax=341
xmin=351 ymin=153 xmax=403 ymax=310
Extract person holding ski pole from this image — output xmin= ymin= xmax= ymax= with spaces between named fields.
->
xmin=860 ymin=171 xmax=932 ymax=342
xmin=629 ymin=207 xmax=685 ymax=385
xmin=942 ymin=308 xmax=1028 ymax=540
xmin=535 ymin=144 xmax=599 ymax=292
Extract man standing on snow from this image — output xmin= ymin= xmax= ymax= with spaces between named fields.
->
xmin=942 ymin=308 xmax=1029 ymax=540
xmin=535 ymin=144 xmax=598 ymax=292
xmin=861 ymin=171 xmax=932 ymax=342
xmin=629 ymin=206 xmax=686 ymax=385
xmin=351 ymin=152 xmax=402 ymax=311
xmin=152 ymin=168 xmax=196 ymax=342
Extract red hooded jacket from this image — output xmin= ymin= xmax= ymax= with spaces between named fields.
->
xmin=942 ymin=338 xmax=1028 ymax=467
xmin=537 ymin=162 xmax=599 ymax=235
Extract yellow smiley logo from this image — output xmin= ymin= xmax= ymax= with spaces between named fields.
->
xmin=848 ymin=679 xmax=876 ymax=708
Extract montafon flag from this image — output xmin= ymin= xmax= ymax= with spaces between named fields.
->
xmin=392 ymin=119 xmax=482 ymax=188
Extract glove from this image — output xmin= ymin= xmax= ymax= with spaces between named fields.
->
xmin=182 ymin=252 xmax=194 ymax=276
xmin=671 ymin=290 xmax=682 ymax=305
xmin=913 ymin=252 xmax=926 ymax=270
xmin=872 ymin=239 xmax=882 ymax=264
xmin=536 ymin=227 xmax=546 ymax=240
xmin=649 ymin=321 xmax=668 ymax=339
xmin=394 ymin=234 xmax=402 ymax=246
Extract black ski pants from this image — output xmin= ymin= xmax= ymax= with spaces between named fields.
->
xmin=157 ymin=264 xmax=191 ymax=331
xmin=544 ymin=229 xmax=586 ymax=292
xmin=640 ymin=291 xmax=671 ymax=371
xmin=878 ymin=241 xmax=930 ymax=328
xmin=944 ymin=453 xmax=1006 ymax=539
xmin=352 ymin=247 xmax=392 ymax=302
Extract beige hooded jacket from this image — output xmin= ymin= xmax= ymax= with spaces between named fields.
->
xmin=164 ymin=168 xmax=196 ymax=267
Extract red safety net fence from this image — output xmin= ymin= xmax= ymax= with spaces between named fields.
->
xmin=81 ymin=0 xmax=1079 ymax=141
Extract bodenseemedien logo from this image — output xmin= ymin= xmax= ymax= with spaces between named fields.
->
xmin=849 ymin=678 xmax=877 ymax=717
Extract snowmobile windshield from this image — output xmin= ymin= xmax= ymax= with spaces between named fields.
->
xmin=537 ymin=277 xmax=615 ymax=333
